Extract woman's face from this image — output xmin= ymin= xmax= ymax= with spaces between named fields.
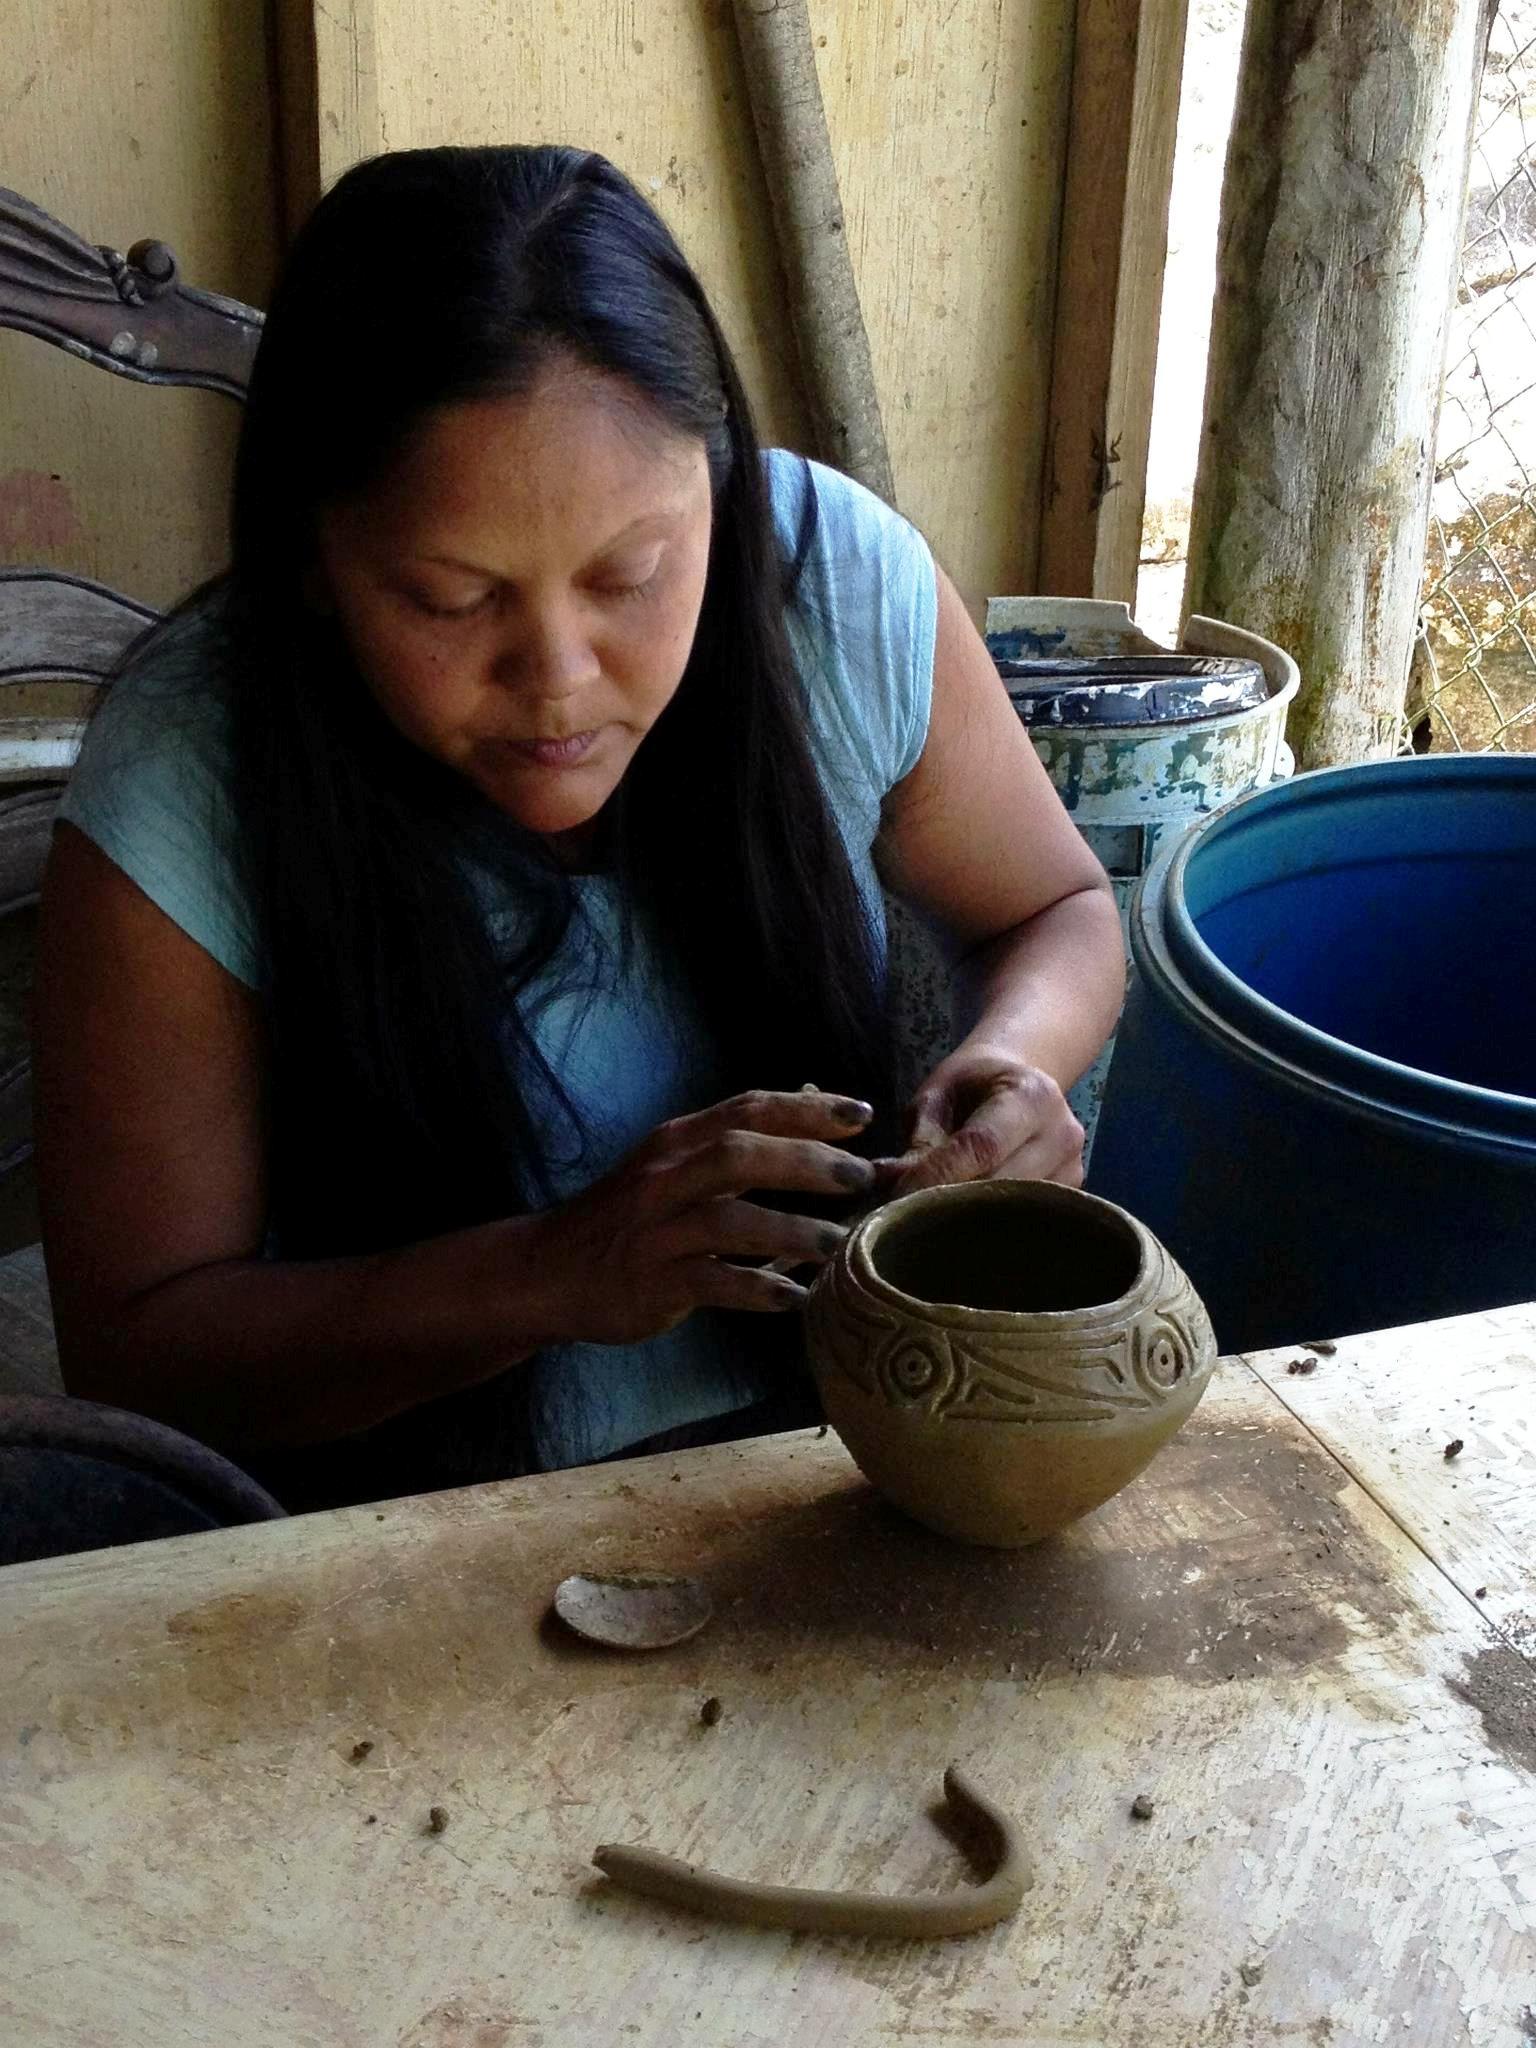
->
xmin=316 ymin=359 xmax=714 ymax=840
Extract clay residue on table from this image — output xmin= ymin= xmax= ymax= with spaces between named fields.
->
xmin=27 ymin=1401 xmax=1424 ymax=1770
xmin=1448 ymin=1644 xmax=1536 ymax=1776
xmin=692 ymin=1410 xmax=1416 ymax=1691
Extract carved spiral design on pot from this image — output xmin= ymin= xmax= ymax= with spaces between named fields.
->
xmin=1134 ymin=1319 xmax=1189 ymax=1395
xmin=876 ymin=1336 xmax=957 ymax=1413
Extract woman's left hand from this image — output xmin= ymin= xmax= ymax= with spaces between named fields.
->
xmin=875 ymin=1047 xmax=1086 ymax=1198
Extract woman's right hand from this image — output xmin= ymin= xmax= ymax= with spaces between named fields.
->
xmin=525 ymin=1089 xmax=878 ymax=1345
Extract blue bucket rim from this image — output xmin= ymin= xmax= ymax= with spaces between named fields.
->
xmin=1145 ymin=756 xmax=1536 ymax=1143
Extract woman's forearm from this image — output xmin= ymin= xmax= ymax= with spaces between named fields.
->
xmin=952 ymin=882 xmax=1125 ymax=1090
xmin=59 ymin=1212 xmax=562 ymax=1454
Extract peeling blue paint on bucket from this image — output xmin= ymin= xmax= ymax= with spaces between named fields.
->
xmin=1089 ymin=757 xmax=1536 ymax=1352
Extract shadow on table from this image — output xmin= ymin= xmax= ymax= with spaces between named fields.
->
xmin=543 ymin=1410 xmax=1386 ymax=1692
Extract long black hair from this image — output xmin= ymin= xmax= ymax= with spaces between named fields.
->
xmin=228 ymin=144 xmax=895 ymax=1257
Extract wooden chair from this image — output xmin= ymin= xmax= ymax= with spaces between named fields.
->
xmin=0 ymin=187 xmax=262 ymax=1252
xmin=0 ymin=1390 xmax=285 ymax=1564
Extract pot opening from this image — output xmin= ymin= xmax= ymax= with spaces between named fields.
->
xmin=871 ymin=1193 xmax=1142 ymax=1313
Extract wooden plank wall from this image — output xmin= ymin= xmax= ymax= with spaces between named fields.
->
xmin=305 ymin=0 xmax=1078 ymax=612
xmin=1037 ymin=0 xmax=1190 ymax=603
xmin=0 ymin=0 xmax=278 ymax=608
xmin=1 ymin=1 xmax=1180 ymax=616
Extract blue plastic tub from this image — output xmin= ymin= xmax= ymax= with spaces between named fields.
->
xmin=1088 ymin=757 xmax=1536 ymax=1352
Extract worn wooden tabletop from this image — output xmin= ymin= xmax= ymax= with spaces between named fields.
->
xmin=4 ymin=1304 xmax=1534 ymax=2048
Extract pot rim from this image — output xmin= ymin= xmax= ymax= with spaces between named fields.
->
xmin=847 ymin=1179 xmax=1161 ymax=1331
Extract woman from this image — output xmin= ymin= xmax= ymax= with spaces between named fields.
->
xmin=34 ymin=145 xmax=1123 ymax=1510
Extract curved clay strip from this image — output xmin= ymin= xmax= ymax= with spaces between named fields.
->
xmin=591 ymin=1765 xmax=1031 ymax=1938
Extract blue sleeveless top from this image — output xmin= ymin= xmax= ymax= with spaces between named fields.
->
xmin=59 ymin=451 xmax=938 ymax=1472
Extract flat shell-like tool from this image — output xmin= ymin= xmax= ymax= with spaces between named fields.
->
xmin=552 ymin=1571 xmax=714 ymax=1651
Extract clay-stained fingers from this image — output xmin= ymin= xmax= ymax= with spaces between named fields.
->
xmin=700 ymin=1089 xmax=876 ymax=1138
xmin=1046 ymin=1143 xmax=1086 ymax=1189
xmin=663 ymin=1198 xmax=847 ymax=1268
xmin=885 ymin=1085 xmax=1083 ymax=1198
xmin=657 ymin=1126 xmax=877 ymax=1209
xmin=984 ymin=1109 xmax=1087 ymax=1189
xmin=682 ymin=1257 xmax=810 ymax=1316
xmin=685 ymin=1088 xmax=874 ymax=1141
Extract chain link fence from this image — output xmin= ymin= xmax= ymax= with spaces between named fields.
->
xmin=1411 ymin=5 xmax=1536 ymax=753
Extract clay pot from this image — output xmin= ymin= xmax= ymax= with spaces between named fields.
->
xmin=804 ymin=1179 xmax=1217 ymax=1546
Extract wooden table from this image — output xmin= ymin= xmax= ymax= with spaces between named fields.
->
xmin=5 ymin=1304 xmax=1535 ymax=2047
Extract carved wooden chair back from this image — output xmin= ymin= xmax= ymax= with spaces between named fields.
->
xmin=0 ymin=188 xmax=262 ymax=1248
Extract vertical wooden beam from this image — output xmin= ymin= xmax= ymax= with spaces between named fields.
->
xmin=730 ymin=0 xmax=895 ymax=504
xmin=1184 ymin=0 xmax=1497 ymax=768
xmin=269 ymin=0 xmax=382 ymax=239
xmin=268 ymin=0 xmax=321 ymax=239
xmin=1036 ymin=0 xmax=1190 ymax=601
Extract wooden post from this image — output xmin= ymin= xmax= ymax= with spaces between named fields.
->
xmin=1183 ymin=0 xmax=1496 ymax=768
xmin=730 ymin=0 xmax=894 ymax=504
xmin=1036 ymin=0 xmax=1191 ymax=602
xmin=269 ymin=0 xmax=321 ymax=238
xmin=270 ymin=0 xmax=382 ymax=234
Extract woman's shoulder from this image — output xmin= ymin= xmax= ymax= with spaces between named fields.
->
xmin=77 ymin=580 xmax=241 ymax=756
xmin=106 ymin=578 xmax=237 ymax=681
xmin=56 ymin=578 xmax=259 ymax=986
xmin=63 ymin=580 xmax=241 ymax=818
xmin=761 ymin=449 xmax=938 ymax=801
xmin=762 ymin=446 xmax=920 ymax=565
